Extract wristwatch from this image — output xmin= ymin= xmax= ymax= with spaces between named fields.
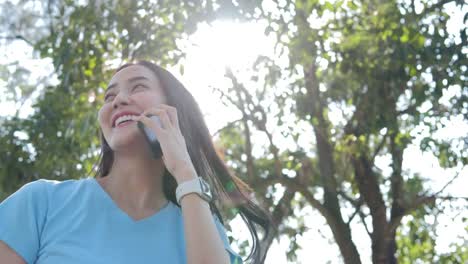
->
xmin=176 ymin=177 xmax=213 ymax=204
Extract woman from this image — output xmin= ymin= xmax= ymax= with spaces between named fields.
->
xmin=0 ymin=61 xmax=271 ymax=263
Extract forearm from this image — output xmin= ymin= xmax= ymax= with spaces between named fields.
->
xmin=177 ymin=169 xmax=230 ymax=264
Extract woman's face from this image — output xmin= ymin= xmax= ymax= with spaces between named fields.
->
xmin=98 ymin=64 xmax=167 ymax=151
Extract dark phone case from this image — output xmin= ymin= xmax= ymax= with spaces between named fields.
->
xmin=137 ymin=115 xmax=163 ymax=159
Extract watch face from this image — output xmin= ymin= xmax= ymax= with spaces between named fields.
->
xmin=200 ymin=179 xmax=213 ymax=200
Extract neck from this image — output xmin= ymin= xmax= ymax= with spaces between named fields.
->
xmin=99 ymin=151 xmax=168 ymax=212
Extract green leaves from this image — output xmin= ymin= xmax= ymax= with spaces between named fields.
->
xmin=1 ymin=0 xmax=466 ymax=262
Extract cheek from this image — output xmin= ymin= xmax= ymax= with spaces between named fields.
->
xmin=133 ymin=95 xmax=156 ymax=108
xmin=97 ymin=105 xmax=111 ymax=127
xmin=137 ymin=93 xmax=166 ymax=107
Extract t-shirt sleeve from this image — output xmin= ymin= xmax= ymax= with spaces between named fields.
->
xmin=214 ymin=216 xmax=243 ymax=264
xmin=0 ymin=179 xmax=49 ymax=264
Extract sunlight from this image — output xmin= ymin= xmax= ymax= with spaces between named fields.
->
xmin=185 ymin=20 xmax=274 ymax=71
xmin=175 ymin=20 xmax=277 ymax=137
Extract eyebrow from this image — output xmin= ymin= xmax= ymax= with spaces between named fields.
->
xmin=105 ymin=76 xmax=150 ymax=92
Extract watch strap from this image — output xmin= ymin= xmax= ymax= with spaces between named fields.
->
xmin=176 ymin=177 xmax=212 ymax=204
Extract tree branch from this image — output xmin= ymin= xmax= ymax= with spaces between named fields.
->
xmin=371 ymin=132 xmax=388 ymax=162
xmin=214 ymin=86 xmax=244 ymax=112
xmin=436 ymin=196 xmax=468 ymax=201
xmin=279 ymin=177 xmax=332 ymax=219
xmin=351 ymin=155 xmax=387 ymax=222
xmin=346 ymin=201 xmax=365 ymax=226
xmin=303 ymin=63 xmax=339 ymax=195
xmin=212 ymin=118 xmax=242 ymax=137
xmin=388 ymin=169 xmax=467 ymax=234
xmin=224 ymin=67 xmax=283 ymax=180
xmin=434 ymin=169 xmax=465 ymax=196
xmin=0 ymin=35 xmax=34 ymax=46
xmin=420 ymin=0 xmax=455 ymax=16
xmin=260 ymin=188 xmax=296 ymax=262
xmin=358 ymin=211 xmax=372 ymax=237
xmin=338 ymin=191 xmax=363 ymax=208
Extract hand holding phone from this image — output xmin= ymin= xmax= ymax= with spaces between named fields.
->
xmin=137 ymin=115 xmax=163 ymax=159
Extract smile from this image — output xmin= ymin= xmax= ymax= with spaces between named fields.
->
xmin=113 ymin=115 xmax=139 ymax=127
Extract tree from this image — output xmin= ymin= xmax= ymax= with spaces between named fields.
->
xmin=1 ymin=0 xmax=466 ymax=263
xmin=214 ymin=0 xmax=467 ymax=263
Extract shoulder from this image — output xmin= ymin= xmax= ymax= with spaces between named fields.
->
xmin=43 ymin=177 xmax=88 ymax=194
xmin=17 ymin=178 xmax=56 ymax=192
xmin=1 ymin=178 xmax=89 ymax=205
xmin=14 ymin=177 xmax=82 ymax=191
xmin=1 ymin=179 xmax=52 ymax=204
xmin=25 ymin=177 xmax=85 ymax=191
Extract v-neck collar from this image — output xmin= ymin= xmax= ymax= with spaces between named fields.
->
xmin=88 ymin=177 xmax=173 ymax=224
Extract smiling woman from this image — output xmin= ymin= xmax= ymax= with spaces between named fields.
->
xmin=0 ymin=60 xmax=272 ymax=264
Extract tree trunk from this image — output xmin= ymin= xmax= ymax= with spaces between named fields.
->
xmin=304 ymin=64 xmax=362 ymax=264
xmin=325 ymin=213 xmax=363 ymax=264
xmin=386 ymin=231 xmax=398 ymax=264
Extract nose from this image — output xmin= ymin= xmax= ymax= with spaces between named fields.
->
xmin=112 ymin=91 xmax=130 ymax=109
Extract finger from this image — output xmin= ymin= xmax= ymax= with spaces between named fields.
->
xmin=158 ymin=110 xmax=172 ymax=131
xmin=141 ymin=108 xmax=163 ymax=117
xmin=141 ymin=109 xmax=166 ymax=127
xmin=136 ymin=114 xmax=165 ymax=136
xmin=157 ymin=104 xmax=179 ymax=130
xmin=144 ymin=108 xmax=173 ymax=131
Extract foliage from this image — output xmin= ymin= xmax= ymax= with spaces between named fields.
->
xmin=0 ymin=0 xmax=467 ymax=263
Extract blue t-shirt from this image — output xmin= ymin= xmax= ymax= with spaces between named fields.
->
xmin=0 ymin=177 xmax=242 ymax=264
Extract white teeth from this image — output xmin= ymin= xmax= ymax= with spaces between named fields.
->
xmin=115 ymin=115 xmax=138 ymax=126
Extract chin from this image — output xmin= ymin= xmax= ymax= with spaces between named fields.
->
xmin=109 ymin=130 xmax=141 ymax=150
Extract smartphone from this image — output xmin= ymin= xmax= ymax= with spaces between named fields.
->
xmin=137 ymin=115 xmax=163 ymax=159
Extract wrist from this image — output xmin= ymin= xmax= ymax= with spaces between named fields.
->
xmin=174 ymin=165 xmax=198 ymax=185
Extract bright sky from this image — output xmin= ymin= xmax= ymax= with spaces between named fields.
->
xmin=1 ymin=7 xmax=467 ymax=264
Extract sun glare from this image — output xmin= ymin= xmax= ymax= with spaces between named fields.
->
xmin=185 ymin=20 xmax=274 ymax=71
xmin=175 ymin=20 xmax=277 ymax=138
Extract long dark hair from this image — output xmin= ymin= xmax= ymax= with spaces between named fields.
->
xmin=93 ymin=60 xmax=271 ymax=263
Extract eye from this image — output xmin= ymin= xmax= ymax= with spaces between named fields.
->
xmin=132 ymin=84 xmax=147 ymax=91
xmin=104 ymin=93 xmax=115 ymax=102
